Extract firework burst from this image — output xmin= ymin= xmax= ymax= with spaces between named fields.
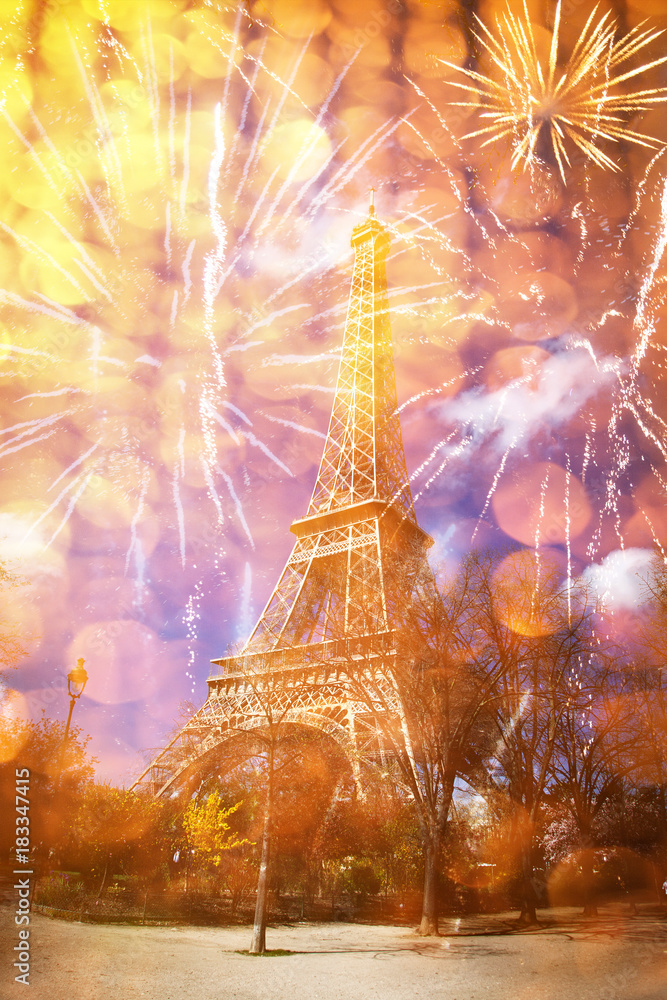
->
xmin=444 ymin=0 xmax=667 ymax=181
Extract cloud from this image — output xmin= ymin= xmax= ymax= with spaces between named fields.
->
xmin=581 ymin=547 xmax=656 ymax=610
xmin=435 ymin=342 xmax=622 ymax=454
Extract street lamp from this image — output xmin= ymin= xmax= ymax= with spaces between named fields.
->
xmin=47 ymin=658 xmax=88 ymax=870
xmin=64 ymin=657 xmax=88 ymax=741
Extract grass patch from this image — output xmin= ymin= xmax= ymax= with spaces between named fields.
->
xmin=235 ymin=949 xmax=295 ymax=957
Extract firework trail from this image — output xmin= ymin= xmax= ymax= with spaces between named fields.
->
xmin=1 ymin=0 xmax=665 ymax=775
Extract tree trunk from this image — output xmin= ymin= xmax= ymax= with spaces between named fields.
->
xmin=250 ymin=751 xmax=274 ymax=955
xmin=418 ymin=832 xmax=439 ymax=935
xmin=580 ymin=835 xmax=598 ymax=917
xmin=96 ymin=853 xmax=111 ymax=900
xmin=517 ymin=840 xmax=538 ymax=925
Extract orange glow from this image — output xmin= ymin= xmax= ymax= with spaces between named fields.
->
xmin=492 ymin=548 xmax=564 ymax=636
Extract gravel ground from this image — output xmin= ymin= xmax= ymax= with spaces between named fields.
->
xmin=2 ymin=905 xmax=667 ymax=1000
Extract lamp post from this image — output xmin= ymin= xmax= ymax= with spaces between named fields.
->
xmin=44 ymin=659 xmax=89 ymax=875
xmin=64 ymin=657 xmax=88 ymax=742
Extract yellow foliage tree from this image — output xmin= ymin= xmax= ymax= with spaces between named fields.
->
xmin=183 ymin=792 xmax=248 ymax=869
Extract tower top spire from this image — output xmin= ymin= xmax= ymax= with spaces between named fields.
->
xmin=304 ymin=205 xmax=414 ymax=521
xmin=369 ymin=186 xmax=376 ymax=215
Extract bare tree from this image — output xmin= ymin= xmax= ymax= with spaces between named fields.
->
xmin=142 ymin=653 xmax=348 ymax=954
xmin=629 ymin=561 xmax=667 ymax=850
xmin=464 ymin=551 xmax=605 ymax=924
xmin=326 ymin=545 xmax=612 ymax=929
xmin=640 ymin=560 xmax=667 ymax=664
xmin=623 ymin=661 xmax=667 ymax=871
xmin=341 ymin=551 xmax=509 ymax=934
xmin=201 ymin=661 xmax=347 ymax=955
xmin=549 ymin=659 xmax=638 ymax=914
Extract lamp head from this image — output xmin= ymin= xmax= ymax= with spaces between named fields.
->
xmin=67 ymin=658 xmax=88 ymax=699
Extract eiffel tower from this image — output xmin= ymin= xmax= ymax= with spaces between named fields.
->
xmin=135 ymin=205 xmax=438 ymax=796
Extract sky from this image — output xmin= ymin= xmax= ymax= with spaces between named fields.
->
xmin=1 ymin=0 xmax=666 ymax=784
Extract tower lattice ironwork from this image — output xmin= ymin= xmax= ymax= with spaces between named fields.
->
xmin=135 ymin=207 xmax=439 ymax=796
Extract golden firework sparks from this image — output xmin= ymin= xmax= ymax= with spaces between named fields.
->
xmin=443 ymin=0 xmax=667 ymax=181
